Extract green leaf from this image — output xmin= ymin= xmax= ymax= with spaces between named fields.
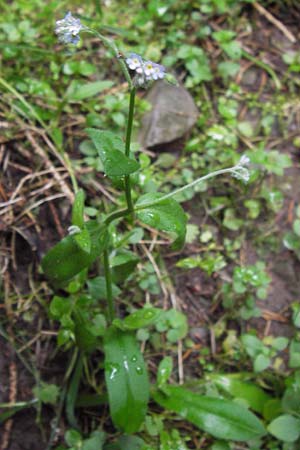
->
xmin=160 ymin=429 xmax=188 ymax=450
xmin=104 ymin=327 xmax=149 ymax=433
xmin=211 ymin=442 xmax=231 ymax=450
xmin=136 ymin=193 xmax=187 ymax=249
xmin=33 ymin=383 xmax=59 ymax=405
xmin=87 ymin=276 xmax=121 ymax=300
xmin=271 ymin=336 xmax=289 ymax=351
xmin=152 ymin=386 xmax=266 ymax=441
xmin=105 ymin=436 xmax=145 ymax=450
xmin=49 ymin=296 xmax=72 ymax=318
xmin=86 ymin=129 xmax=139 ymax=177
xmin=267 ymin=414 xmax=300 ymax=442
xmin=73 ymin=228 xmax=91 ymax=254
xmin=293 ymin=219 xmax=300 ymax=237
xmin=211 ymin=375 xmax=271 ymax=413
xmin=113 ymin=308 xmax=162 ymax=331
xmin=65 ymin=429 xmax=82 ymax=447
xmin=241 ymin=334 xmax=264 ymax=358
xmin=67 ymin=80 xmax=113 ymax=101
xmin=254 ymin=354 xmax=271 ymax=372
xmin=289 ymin=339 xmax=300 ymax=368
xmin=82 ymin=431 xmax=106 ymax=450
xmin=72 ymin=189 xmax=85 ymax=229
xmin=111 ymin=250 xmax=139 ymax=283
xmin=157 ymin=356 xmax=173 ymax=388
xmin=42 ymin=221 xmax=108 ymax=286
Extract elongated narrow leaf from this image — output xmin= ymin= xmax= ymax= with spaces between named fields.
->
xmin=104 ymin=327 xmax=149 ymax=433
xmin=42 ymin=221 xmax=108 ymax=285
xmin=210 ymin=374 xmax=271 ymax=414
xmin=67 ymin=80 xmax=114 ymax=101
xmin=86 ymin=129 xmax=139 ymax=177
xmin=136 ymin=193 xmax=187 ymax=249
xmin=72 ymin=189 xmax=85 ymax=229
xmin=153 ymin=386 xmax=266 ymax=441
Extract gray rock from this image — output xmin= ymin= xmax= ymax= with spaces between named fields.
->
xmin=139 ymin=81 xmax=199 ymax=149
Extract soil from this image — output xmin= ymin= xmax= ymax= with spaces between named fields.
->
xmin=1 ymin=4 xmax=300 ymax=450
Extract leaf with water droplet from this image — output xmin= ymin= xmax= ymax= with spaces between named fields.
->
xmin=42 ymin=221 xmax=108 ymax=286
xmin=157 ymin=356 xmax=173 ymax=388
xmin=86 ymin=128 xmax=140 ymax=178
xmin=136 ymin=193 xmax=187 ymax=249
xmin=113 ymin=307 xmax=162 ymax=331
xmin=104 ymin=327 xmax=149 ymax=433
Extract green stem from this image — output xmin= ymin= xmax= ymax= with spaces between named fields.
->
xmin=125 ymin=88 xmax=136 ymax=157
xmin=103 ymin=249 xmax=114 ymax=323
xmin=241 ymin=50 xmax=281 ymax=90
xmin=102 ymin=165 xmax=244 ymax=225
xmin=124 ymin=88 xmax=136 ymax=214
xmin=85 ymin=29 xmax=133 ymax=88
xmin=105 ymin=208 xmax=129 ymax=226
xmin=135 ymin=166 xmax=244 ymax=211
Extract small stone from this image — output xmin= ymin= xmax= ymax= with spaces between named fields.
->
xmin=139 ymin=81 xmax=199 ymax=149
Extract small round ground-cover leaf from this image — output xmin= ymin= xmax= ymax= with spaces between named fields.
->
xmin=268 ymin=414 xmax=300 ymax=442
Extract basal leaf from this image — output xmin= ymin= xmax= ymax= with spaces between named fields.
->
xmin=42 ymin=221 xmax=108 ymax=285
xmin=210 ymin=374 xmax=271 ymax=413
xmin=153 ymin=386 xmax=266 ymax=441
xmin=67 ymin=80 xmax=113 ymax=101
xmin=136 ymin=193 xmax=187 ymax=249
xmin=104 ymin=327 xmax=149 ymax=434
xmin=86 ymin=128 xmax=139 ymax=177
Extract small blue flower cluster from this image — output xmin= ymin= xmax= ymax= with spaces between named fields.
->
xmin=55 ymin=12 xmax=83 ymax=45
xmin=125 ymin=53 xmax=166 ymax=86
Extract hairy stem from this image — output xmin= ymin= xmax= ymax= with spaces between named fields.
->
xmin=103 ymin=249 xmax=114 ymax=323
xmin=124 ymin=88 xmax=136 ymax=214
xmin=102 ymin=165 xmax=246 ymax=224
xmin=86 ymin=29 xmax=133 ymax=88
xmin=134 ymin=166 xmax=245 ymax=210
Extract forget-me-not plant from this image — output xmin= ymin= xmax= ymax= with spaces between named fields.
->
xmin=40 ymin=12 xmax=262 ymax=444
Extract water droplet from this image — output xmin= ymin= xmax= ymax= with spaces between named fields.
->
xmin=106 ymin=363 xmax=120 ymax=380
xmin=135 ymin=366 xmax=143 ymax=375
xmin=143 ymin=310 xmax=154 ymax=319
xmin=123 ymin=357 xmax=129 ymax=372
xmin=131 ymin=355 xmax=137 ymax=363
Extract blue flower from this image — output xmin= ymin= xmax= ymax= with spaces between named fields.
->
xmin=55 ymin=12 xmax=84 ymax=45
xmin=125 ymin=53 xmax=166 ymax=86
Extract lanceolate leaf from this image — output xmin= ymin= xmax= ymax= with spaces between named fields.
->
xmin=104 ymin=327 xmax=149 ymax=434
xmin=72 ymin=189 xmax=85 ymax=229
xmin=153 ymin=386 xmax=266 ymax=441
xmin=42 ymin=221 xmax=108 ymax=285
xmin=210 ymin=374 xmax=271 ymax=414
xmin=86 ymin=129 xmax=140 ymax=177
xmin=136 ymin=193 xmax=187 ymax=249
